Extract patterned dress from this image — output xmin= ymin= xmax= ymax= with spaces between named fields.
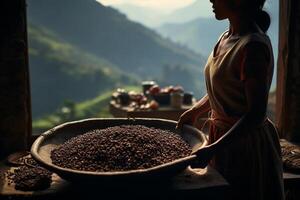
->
xmin=204 ymin=30 xmax=285 ymax=200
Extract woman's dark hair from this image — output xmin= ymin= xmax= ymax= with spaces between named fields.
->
xmin=240 ymin=0 xmax=271 ymax=33
xmin=254 ymin=10 xmax=271 ymax=33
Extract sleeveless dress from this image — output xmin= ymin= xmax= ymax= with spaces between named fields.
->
xmin=204 ymin=31 xmax=285 ymax=200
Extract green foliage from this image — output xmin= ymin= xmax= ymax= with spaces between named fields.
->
xmin=27 ymin=0 xmax=207 ymax=121
xmin=28 ymin=24 xmax=122 ymax=77
xmin=32 ymin=86 xmax=140 ymax=134
xmin=27 ymin=0 xmax=205 ymax=78
xmin=28 ymin=23 xmax=139 ymax=118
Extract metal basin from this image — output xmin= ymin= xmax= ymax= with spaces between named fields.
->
xmin=31 ymin=118 xmax=207 ymax=182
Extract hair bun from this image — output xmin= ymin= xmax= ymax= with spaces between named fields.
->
xmin=255 ymin=10 xmax=271 ymax=33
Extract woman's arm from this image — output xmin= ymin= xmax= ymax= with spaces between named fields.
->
xmin=194 ymin=42 xmax=271 ymax=166
xmin=176 ymin=94 xmax=211 ymax=129
xmin=190 ymin=94 xmax=211 ymax=118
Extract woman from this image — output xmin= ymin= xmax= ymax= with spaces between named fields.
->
xmin=176 ymin=0 xmax=285 ymax=199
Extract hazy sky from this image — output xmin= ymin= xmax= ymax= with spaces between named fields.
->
xmin=97 ymin=0 xmax=196 ymax=12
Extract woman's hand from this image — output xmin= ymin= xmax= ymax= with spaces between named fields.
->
xmin=176 ymin=108 xmax=197 ymax=130
xmin=190 ymin=145 xmax=215 ymax=169
xmin=176 ymin=94 xmax=210 ymax=130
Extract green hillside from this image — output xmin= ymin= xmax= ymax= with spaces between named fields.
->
xmin=26 ymin=0 xmax=205 ymax=78
xmin=32 ymin=86 xmax=140 ymax=134
xmin=27 ymin=0 xmax=211 ymax=121
xmin=33 ymin=86 xmax=276 ymax=135
xmin=29 ymin=23 xmax=138 ymax=118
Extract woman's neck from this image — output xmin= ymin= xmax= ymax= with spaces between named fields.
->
xmin=227 ymin=16 xmax=256 ymax=37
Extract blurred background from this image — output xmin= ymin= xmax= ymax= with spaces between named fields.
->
xmin=26 ymin=0 xmax=278 ymax=134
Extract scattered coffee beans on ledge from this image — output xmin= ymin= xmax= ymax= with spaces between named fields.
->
xmin=12 ymin=166 xmax=52 ymax=191
xmin=6 ymin=157 xmax=52 ymax=191
xmin=51 ymin=125 xmax=192 ymax=172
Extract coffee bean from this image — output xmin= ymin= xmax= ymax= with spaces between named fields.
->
xmin=6 ymin=157 xmax=52 ymax=191
xmin=51 ymin=125 xmax=191 ymax=172
xmin=12 ymin=166 xmax=52 ymax=191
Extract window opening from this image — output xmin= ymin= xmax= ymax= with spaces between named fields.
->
xmin=26 ymin=0 xmax=279 ymax=134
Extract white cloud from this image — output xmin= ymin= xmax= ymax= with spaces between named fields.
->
xmin=97 ymin=0 xmax=196 ymax=12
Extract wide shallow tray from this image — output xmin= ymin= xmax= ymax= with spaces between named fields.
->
xmin=31 ymin=118 xmax=207 ymax=182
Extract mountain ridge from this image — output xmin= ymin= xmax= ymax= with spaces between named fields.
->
xmin=27 ymin=0 xmax=208 ymax=118
xmin=29 ymin=23 xmax=138 ymax=117
xmin=156 ymin=0 xmax=279 ymax=60
xmin=27 ymin=0 xmax=205 ymax=78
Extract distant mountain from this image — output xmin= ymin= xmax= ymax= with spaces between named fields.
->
xmin=157 ymin=0 xmax=279 ymax=58
xmin=26 ymin=0 xmax=205 ymax=78
xmin=158 ymin=18 xmax=227 ymax=57
xmin=111 ymin=3 xmax=165 ymax=28
xmin=111 ymin=0 xmax=213 ymax=28
xmin=163 ymin=0 xmax=213 ymax=24
xmin=164 ymin=0 xmax=278 ymax=26
xmin=28 ymin=23 xmax=137 ymax=118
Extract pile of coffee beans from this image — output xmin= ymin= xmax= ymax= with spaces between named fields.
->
xmin=51 ymin=125 xmax=191 ymax=172
xmin=6 ymin=157 xmax=52 ymax=191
